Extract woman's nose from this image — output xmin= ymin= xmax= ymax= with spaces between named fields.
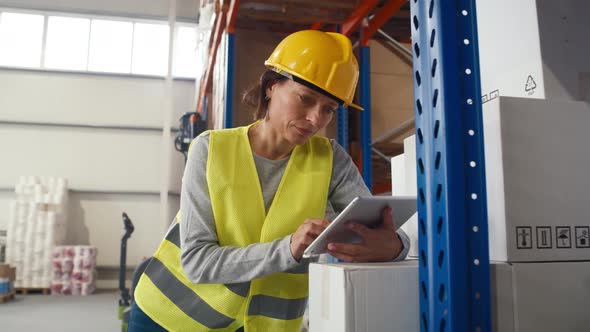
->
xmin=306 ymin=106 xmax=322 ymax=127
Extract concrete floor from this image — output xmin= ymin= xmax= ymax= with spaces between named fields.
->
xmin=0 ymin=289 xmax=121 ymax=332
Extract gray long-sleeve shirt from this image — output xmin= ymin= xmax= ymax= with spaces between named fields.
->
xmin=179 ymin=132 xmax=410 ymax=284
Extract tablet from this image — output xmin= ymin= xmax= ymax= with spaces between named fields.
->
xmin=302 ymin=196 xmax=417 ymax=258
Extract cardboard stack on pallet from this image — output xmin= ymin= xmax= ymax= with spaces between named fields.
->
xmin=0 ymin=263 xmax=16 ymax=303
xmin=5 ymin=176 xmax=68 ymax=291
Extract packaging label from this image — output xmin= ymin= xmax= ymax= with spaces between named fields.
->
xmin=515 ymin=226 xmax=590 ymax=250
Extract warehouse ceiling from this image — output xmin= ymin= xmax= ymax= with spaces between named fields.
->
xmin=233 ymin=0 xmax=411 ymax=42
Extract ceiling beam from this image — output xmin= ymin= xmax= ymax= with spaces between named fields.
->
xmin=239 ymin=7 xmax=346 ymax=24
xmin=240 ymin=0 xmax=357 ymax=10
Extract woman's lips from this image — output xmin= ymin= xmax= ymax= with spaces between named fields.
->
xmin=295 ymin=126 xmax=313 ymax=135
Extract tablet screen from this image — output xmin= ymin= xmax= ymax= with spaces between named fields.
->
xmin=303 ymin=196 xmax=417 ymax=258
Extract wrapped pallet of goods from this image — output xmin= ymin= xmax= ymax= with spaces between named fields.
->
xmin=5 ymin=176 xmax=68 ymax=293
xmin=50 ymin=246 xmax=97 ymax=296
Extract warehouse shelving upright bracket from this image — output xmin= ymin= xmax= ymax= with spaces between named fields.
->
xmin=224 ymin=0 xmax=239 ymax=128
xmin=411 ymin=0 xmax=492 ymax=331
xmin=359 ymin=31 xmax=373 ymax=191
xmin=196 ymin=0 xmax=239 ymax=129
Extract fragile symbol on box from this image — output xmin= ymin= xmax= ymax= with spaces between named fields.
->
xmin=575 ymin=227 xmax=590 ymax=248
xmin=536 ymin=227 xmax=552 ymax=249
xmin=516 ymin=227 xmax=532 ymax=249
xmin=556 ymin=227 xmax=572 ymax=248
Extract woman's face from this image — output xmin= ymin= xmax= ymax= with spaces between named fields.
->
xmin=265 ymin=79 xmax=338 ymax=145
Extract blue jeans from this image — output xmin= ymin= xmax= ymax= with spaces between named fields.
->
xmin=128 ymin=301 xmax=245 ymax=332
xmin=128 ymin=302 xmax=167 ymax=332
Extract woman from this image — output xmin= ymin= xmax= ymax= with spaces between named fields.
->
xmin=129 ymin=30 xmax=410 ymax=332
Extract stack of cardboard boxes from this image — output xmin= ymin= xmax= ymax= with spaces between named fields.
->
xmin=310 ymin=1 xmax=590 ymax=331
xmin=0 ymin=263 xmax=16 ymax=302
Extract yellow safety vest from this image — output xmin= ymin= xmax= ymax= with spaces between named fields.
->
xmin=134 ymin=124 xmax=333 ymax=331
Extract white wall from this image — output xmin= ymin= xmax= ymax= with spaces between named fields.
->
xmin=0 ymin=70 xmax=194 ymax=127
xmin=0 ymin=70 xmax=193 ymax=268
xmin=1 ymin=125 xmax=164 ymax=192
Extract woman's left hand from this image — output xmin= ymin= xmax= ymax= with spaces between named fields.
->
xmin=326 ymin=207 xmax=403 ymax=262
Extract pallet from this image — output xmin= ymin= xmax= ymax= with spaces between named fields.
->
xmin=16 ymin=287 xmax=50 ymax=295
xmin=0 ymin=290 xmax=16 ymax=303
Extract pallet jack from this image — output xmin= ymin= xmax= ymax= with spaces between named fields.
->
xmin=118 ymin=212 xmax=134 ymax=332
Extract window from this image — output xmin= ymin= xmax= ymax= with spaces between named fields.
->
xmin=88 ymin=19 xmax=133 ymax=73
xmin=0 ymin=12 xmax=44 ymax=67
xmin=173 ymin=26 xmax=199 ymax=78
xmin=131 ymin=23 xmax=169 ymax=76
xmin=0 ymin=8 xmax=200 ymax=79
xmin=44 ymin=16 xmax=90 ymax=70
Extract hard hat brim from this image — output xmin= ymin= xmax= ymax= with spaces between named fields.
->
xmin=268 ymin=65 xmax=365 ymax=111
xmin=348 ymin=102 xmax=364 ymax=111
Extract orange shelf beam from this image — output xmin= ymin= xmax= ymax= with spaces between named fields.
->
xmin=196 ymin=6 xmax=227 ymax=114
xmin=340 ymin=0 xmax=379 ymax=36
xmin=226 ymin=0 xmax=240 ymax=33
xmin=361 ymin=0 xmax=405 ymax=46
xmin=310 ymin=21 xmax=324 ymax=30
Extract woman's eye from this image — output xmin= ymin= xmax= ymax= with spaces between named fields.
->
xmin=324 ymin=107 xmax=337 ymax=114
xmin=298 ymin=94 xmax=313 ymax=104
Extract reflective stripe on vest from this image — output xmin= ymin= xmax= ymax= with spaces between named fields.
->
xmin=134 ymin=124 xmax=332 ymax=331
xmin=165 ymin=223 xmax=252 ymax=296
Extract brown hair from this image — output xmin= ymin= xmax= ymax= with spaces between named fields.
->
xmin=241 ymin=70 xmax=287 ymax=120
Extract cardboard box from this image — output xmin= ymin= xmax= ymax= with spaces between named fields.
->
xmin=483 ymin=97 xmax=590 ymax=262
xmin=391 ymin=136 xmax=419 ymax=258
xmin=310 ymin=260 xmax=590 ymax=332
xmin=536 ymin=1 xmax=590 ymax=102
xmin=0 ymin=263 xmax=16 ymax=281
xmin=390 ymin=154 xmax=406 ymax=197
xmin=402 ymin=136 xmax=417 ymax=197
xmin=309 ymin=261 xmax=419 ymax=332
xmin=491 ymin=261 xmax=590 ymax=332
xmin=477 ymin=0 xmax=545 ymax=101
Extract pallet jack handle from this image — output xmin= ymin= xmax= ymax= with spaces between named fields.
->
xmin=119 ymin=212 xmax=134 ymax=307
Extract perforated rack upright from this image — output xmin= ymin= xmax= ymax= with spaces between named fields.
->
xmin=411 ymin=0 xmax=492 ymax=331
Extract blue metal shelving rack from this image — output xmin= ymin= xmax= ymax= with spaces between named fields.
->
xmin=218 ymin=2 xmax=492 ymax=328
xmin=359 ymin=42 xmax=373 ymax=192
xmin=224 ymin=32 xmax=235 ymax=129
xmin=411 ymin=0 xmax=491 ymax=331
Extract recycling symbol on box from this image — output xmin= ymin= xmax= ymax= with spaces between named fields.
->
xmin=525 ymin=75 xmax=537 ymax=94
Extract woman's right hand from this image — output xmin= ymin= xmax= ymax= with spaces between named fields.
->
xmin=290 ymin=219 xmax=330 ymax=262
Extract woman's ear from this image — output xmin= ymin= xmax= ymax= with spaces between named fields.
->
xmin=265 ymin=79 xmax=278 ymax=99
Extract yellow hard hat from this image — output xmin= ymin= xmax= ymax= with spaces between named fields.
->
xmin=265 ymin=30 xmax=363 ymax=110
